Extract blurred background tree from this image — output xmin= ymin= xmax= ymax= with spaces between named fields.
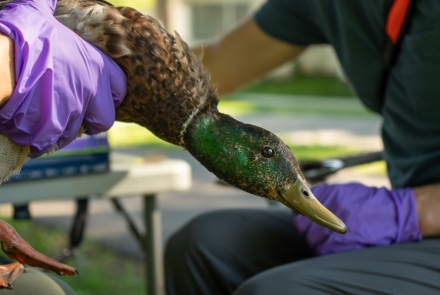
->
xmin=108 ymin=0 xmax=155 ymax=11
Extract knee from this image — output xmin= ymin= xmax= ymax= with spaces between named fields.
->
xmin=12 ymin=268 xmax=75 ymax=295
xmin=166 ymin=210 xmax=224 ymax=258
xmin=165 ymin=210 xmax=244 ymax=295
xmin=233 ymin=262 xmax=317 ymax=295
xmin=165 ymin=210 xmax=238 ymax=269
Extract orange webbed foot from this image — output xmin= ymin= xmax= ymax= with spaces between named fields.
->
xmin=0 ymin=220 xmax=77 ymax=279
xmin=0 ymin=261 xmax=24 ymax=288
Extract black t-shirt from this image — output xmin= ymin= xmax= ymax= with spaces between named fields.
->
xmin=255 ymin=0 xmax=440 ymax=188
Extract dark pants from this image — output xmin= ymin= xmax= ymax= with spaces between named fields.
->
xmin=165 ymin=208 xmax=440 ymax=295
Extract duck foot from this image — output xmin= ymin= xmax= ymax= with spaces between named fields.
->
xmin=0 ymin=261 xmax=24 ymax=288
xmin=0 ymin=219 xmax=77 ymax=284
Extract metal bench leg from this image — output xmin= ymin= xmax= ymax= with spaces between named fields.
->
xmin=144 ymin=194 xmax=164 ymax=295
xmin=111 ymin=195 xmax=165 ymax=295
xmin=60 ymin=198 xmax=89 ymax=262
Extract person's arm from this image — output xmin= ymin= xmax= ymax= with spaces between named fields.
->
xmin=192 ymin=18 xmax=306 ymax=95
xmin=414 ymin=183 xmax=440 ymax=237
xmin=292 ymin=181 xmax=440 ymax=255
xmin=0 ymin=33 xmax=14 ymax=107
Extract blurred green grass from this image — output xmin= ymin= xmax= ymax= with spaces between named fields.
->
xmin=1 ymin=218 xmax=145 ymax=295
xmin=288 ymin=145 xmax=359 ymax=163
xmin=242 ymin=76 xmax=356 ymax=97
xmin=108 ymin=0 xmax=155 ymax=10
xmin=218 ymin=94 xmax=374 ymax=117
xmin=217 ymin=76 xmax=369 ymax=117
xmin=293 ymin=145 xmax=386 ymax=177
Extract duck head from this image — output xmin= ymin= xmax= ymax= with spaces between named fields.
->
xmin=184 ymin=110 xmax=347 ymax=234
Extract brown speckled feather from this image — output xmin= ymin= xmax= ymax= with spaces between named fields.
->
xmin=55 ymin=0 xmax=218 ymax=146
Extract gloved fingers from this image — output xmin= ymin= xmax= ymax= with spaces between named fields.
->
xmin=295 ymin=183 xmax=421 ymax=255
xmin=0 ymin=1 xmax=127 ymax=156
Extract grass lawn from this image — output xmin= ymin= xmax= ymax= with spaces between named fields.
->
xmin=217 ymin=93 xmax=374 ymax=117
xmin=217 ymin=76 xmax=372 ymax=117
xmin=289 ymin=145 xmax=359 ymax=162
xmin=1 ymin=218 xmax=145 ymax=295
xmin=292 ymin=145 xmax=387 ymax=177
xmin=108 ymin=0 xmax=154 ymax=11
xmin=242 ymin=76 xmax=356 ymax=97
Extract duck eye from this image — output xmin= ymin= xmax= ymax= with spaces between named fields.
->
xmin=261 ymin=147 xmax=274 ymax=158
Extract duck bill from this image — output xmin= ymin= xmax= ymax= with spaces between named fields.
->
xmin=277 ymin=177 xmax=347 ymax=234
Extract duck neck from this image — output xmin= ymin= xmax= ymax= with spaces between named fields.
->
xmin=183 ymin=109 xmax=250 ymax=184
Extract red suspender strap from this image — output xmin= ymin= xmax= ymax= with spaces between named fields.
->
xmin=383 ymin=0 xmax=412 ymax=67
xmin=380 ymin=0 xmax=412 ymax=107
xmin=386 ymin=0 xmax=412 ymax=44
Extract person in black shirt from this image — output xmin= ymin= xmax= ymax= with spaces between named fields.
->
xmin=165 ymin=1 xmax=440 ymax=294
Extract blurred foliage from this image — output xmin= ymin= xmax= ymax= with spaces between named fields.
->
xmin=109 ymin=122 xmax=177 ymax=148
xmin=242 ymin=76 xmax=356 ymax=97
xmin=290 ymin=145 xmax=359 ymax=163
xmin=2 ymin=218 xmax=145 ymax=295
xmin=352 ymin=161 xmax=387 ymax=177
xmin=107 ymin=0 xmax=155 ymax=11
xmin=218 ymin=94 xmax=374 ymax=118
xmin=292 ymin=146 xmax=386 ymax=177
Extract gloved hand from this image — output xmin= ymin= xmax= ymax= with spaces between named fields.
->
xmin=0 ymin=0 xmax=126 ymax=158
xmin=294 ymin=183 xmax=422 ymax=255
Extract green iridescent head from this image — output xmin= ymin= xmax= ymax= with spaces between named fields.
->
xmin=184 ymin=111 xmax=347 ymax=234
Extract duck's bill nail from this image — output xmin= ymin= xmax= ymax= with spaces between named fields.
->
xmin=278 ymin=178 xmax=347 ymax=234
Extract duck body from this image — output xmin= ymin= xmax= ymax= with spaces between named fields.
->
xmin=0 ymin=0 xmax=346 ymax=287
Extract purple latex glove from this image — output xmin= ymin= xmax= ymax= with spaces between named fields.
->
xmin=295 ymin=183 xmax=422 ymax=255
xmin=0 ymin=0 xmax=127 ymax=158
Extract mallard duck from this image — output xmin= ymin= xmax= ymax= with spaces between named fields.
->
xmin=0 ymin=0 xmax=346 ymax=286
